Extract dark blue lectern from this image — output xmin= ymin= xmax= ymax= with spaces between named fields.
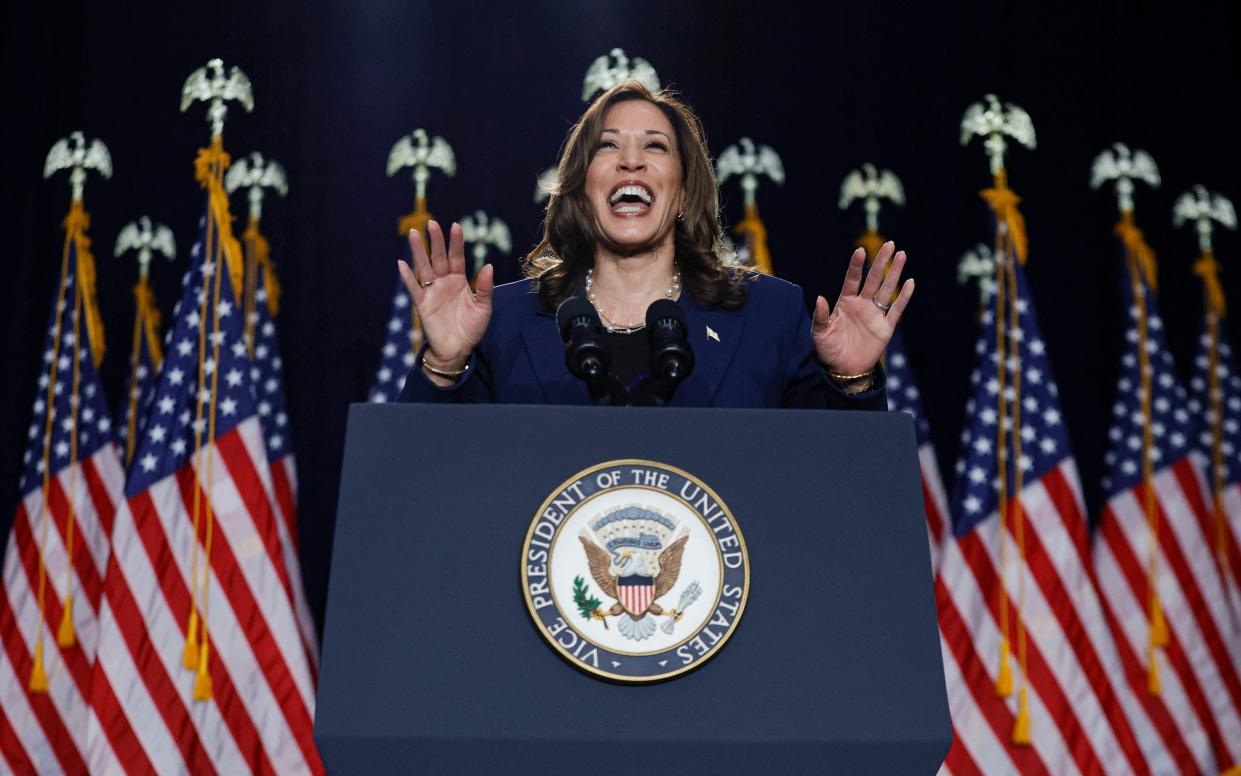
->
xmin=317 ymin=404 xmax=950 ymax=774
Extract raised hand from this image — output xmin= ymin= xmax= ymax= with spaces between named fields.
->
xmin=396 ymin=220 xmax=494 ymax=372
xmin=812 ymin=241 xmax=914 ymax=377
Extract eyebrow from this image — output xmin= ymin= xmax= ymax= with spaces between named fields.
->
xmin=600 ymin=128 xmax=673 ymax=141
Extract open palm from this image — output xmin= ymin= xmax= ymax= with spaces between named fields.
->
xmin=812 ymin=242 xmax=914 ymax=376
xmin=397 ymin=220 xmax=494 ymax=368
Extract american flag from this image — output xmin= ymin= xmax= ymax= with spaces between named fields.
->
xmin=1187 ymin=317 xmax=1241 ymax=625
xmin=883 ymin=329 xmax=950 ymax=572
xmin=116 ymin=281 xmax=162 ymax=469
xmin=85 ymin=147 xmax=322 ymax=773
xmin=0 ymin=213 xmax=125 ymax=773
xmin=1094 ymin=266 xmax=1241 ymax=773
xmin=248 ymin=251 xmax=319 ymax=673
xmin=937 ymin=253 xmax=1165 ymax=774
xmin=368 ymin=269 xmax=419 ymax=403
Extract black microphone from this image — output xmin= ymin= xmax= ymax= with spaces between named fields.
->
xmin=644 ymin=299 xmax=694 ymax=404
xmin=555 ymin=297 xmax=614 ymax=403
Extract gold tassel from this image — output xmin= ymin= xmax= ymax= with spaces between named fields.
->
xmin=134 ymin=281 xmax=164 ymax=367
xmin=1147 ymin=642 xmax=1162 ymax=696
xmin=56 ymin=594 xmax=75 ymax=648
xmin=1150 ymin=594 xmax=1169 ymax=647
xmin=182 ymin=609 xmax=200 ymax=670
xmin=996 ymin=636 xmax=1014 ymax=696
xmin=29 ymin=639 xmax=49 ymax=693
xmin=1195 ymin=252 xmax=1227 ymax=318
xmin=62 ymin=203 xmax=107 ymax=367
xmin=242 ymin=218 xmax=281 ymax=317
xmin=1115 ymin=214 xmax=1158 ymax=291
xmin=1219 ymin=764 xmax=1241 ymax=776
xmin=980 ymin=184 xmax=1029 ymax=266
xmin=75 ymin=232 xmax=106 ymax=368
xmin=1011 ymin=685 xmax=1032 ymax=744
xmin=733 ymin=201 xmax=773 ymax=275
xmin=193 ymin=642 xmax=213 ymax=701
xmin=194 ymin=139 xmax=245 ymax=300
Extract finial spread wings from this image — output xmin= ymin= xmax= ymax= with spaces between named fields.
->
xmin=114 ymin=222 xmax=143 ymax=257
xmin=386 ymin=135 xmax=415 ymax=177
xmin=43 ymin=137 xmax=72 ymax=178
xmin=715 ymin=144 xmax=744 ymax=185
xmin=426 ymin=136 xmax=457 ymax=177
xmin=653 ymin=534 xmax=688 ymax=598
xmin=1130 ymin=149 xmax=1160 ymax=188
xmin=151 ymin=224 xmax=177 ymax=259
xmin=757 ymin=145 xmax=785 ymax=184
xmin=1003 ymin=104 xmax=1036 ymax=150
xmin=181 ymin=61 xmax=254 ymax=112
xmin=44 ymin=135 xmax=112 ymax=179
xmin=579 ymin=536 xmax=618 ymax=599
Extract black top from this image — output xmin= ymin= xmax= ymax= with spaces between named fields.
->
xmin=604 ymin=330 xmax=650 ymax=395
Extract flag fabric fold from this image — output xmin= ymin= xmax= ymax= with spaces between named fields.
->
xmin=86 ymin=139 xmax=323 ymax=774
xmin=117 ymin=279 xmax=163 ymax=469
xmin=369 ymin=270 xmax=420 ymax=403
xmin=938 ymin=240 xmax=1163 ymax=774
xmin=1187 ymin=297 xmax=1241 ymax=627
xmin=884 ymin=331 xmax=950 ymax=572
xmin=243 ymin=219 xmax=319 ymax=675
xmin=0 ymin=205 xmax=124 ymax=773
xmin=1093 ymin=257 xmax=1241 ymax=774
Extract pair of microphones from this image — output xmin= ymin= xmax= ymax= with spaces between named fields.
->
xmin=556 ymin=297 xmax=695 ymax=406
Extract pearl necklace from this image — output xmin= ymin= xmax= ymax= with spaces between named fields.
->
xmin=585 ymin=266 xmax=681 ymax=334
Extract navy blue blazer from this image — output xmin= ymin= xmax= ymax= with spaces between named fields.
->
xmin=397 ymin=274 xmax=887 ymax=410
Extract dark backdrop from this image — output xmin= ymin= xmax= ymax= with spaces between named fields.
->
xmin=3 ymin=0 xmax=1238 ymax=638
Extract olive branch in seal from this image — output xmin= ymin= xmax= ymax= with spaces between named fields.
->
xmin=572 ymin=576 xmax=609 ymax=630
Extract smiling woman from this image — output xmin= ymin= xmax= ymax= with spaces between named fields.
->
xmin=395 ymin=80 xmax=915 ymax=408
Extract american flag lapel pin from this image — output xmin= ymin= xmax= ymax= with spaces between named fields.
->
xmin=706 ymin=325 xmax=720 ymax=342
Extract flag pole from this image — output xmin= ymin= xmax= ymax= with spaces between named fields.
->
xmin=1177 ymin=185 xmax=1240 ymax=602
xmin=1091 ymin=144 xmax=1169 ymax=691
xmin=962 ymin=94 xmax=1037 ymax=744
xmin=178 ymin=58 xmax=254 ymax=697
xmin=30 ymin=133 xmax=113 ymax=689
xmin=717 ymin=138 xmax=784 ymax=275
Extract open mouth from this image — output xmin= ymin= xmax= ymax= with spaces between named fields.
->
xmin=608 ymin=182 xmax=654 ymax=216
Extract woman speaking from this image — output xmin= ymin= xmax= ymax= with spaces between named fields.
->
xmin=396 ymin=81 xmax=914 ymax=408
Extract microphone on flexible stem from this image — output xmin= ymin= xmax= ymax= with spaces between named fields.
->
xmin=556 ymin=297 xmax=620 ymax=405
xmin=643 ymin=299 xmax=694 ymax=406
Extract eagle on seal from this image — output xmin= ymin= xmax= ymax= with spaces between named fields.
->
xmin=579 ymin=526 xmax=688 ymax=641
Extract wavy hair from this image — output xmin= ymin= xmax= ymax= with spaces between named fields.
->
xmin=524 ymin=80 xmax=750 ymax=311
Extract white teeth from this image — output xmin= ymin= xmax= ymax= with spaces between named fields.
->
xmin=609 ymin=184 xmax=653 ymax=205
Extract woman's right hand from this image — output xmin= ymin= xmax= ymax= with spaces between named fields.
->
xmin=397 ymin=220 xmax=494 ymax=374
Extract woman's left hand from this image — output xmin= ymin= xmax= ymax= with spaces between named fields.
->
xmin=812 ymin=241 xmax=914 ymax=376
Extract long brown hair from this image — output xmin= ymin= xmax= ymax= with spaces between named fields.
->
xmin=524 ymin=80 xmax=749 ymax=311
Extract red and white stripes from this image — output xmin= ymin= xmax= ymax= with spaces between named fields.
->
xmin=86 ymin=418 xmax=322 ymax=775
xmin=0 ymin=444 xmax=122 ymax=774
xmin=1095 ymin=457 xmax=1241 ymax=774
xmin=938 ymin=461 xmax=1176 ymax=775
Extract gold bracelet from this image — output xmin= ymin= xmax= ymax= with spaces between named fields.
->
xmin=827 ymin=368 xmax=874 ymax=382
xmin=421 ymin=356 xmax=470 ymax=378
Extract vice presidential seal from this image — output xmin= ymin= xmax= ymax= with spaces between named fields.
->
xmin=521 ymin=460 xmax=749 ymax=682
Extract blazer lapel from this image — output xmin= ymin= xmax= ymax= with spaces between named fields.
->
xmin=521 ymin=313 xmax=592 ymax=404
xmin=673 ymin=295 xmax=744 ymax=407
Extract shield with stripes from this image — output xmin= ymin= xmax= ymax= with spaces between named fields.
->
xmin=617 ymin=575 xmax=656 ymax=616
